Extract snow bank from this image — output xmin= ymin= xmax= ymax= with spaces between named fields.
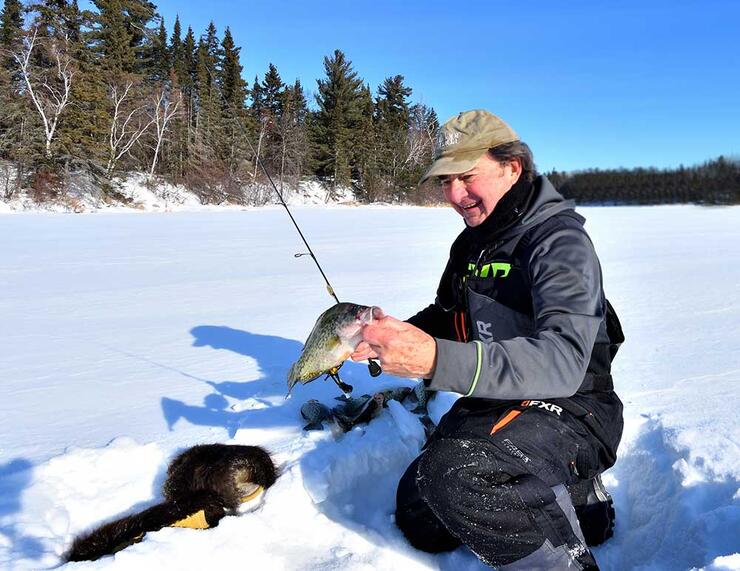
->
xmin=0 ymin=169 xmax=361 ymax=213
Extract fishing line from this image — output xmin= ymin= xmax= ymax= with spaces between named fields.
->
xmin=202 ymin=63 xmax=381 ymax=378
xmin=202 ymin=65 xmax=338 ymax=303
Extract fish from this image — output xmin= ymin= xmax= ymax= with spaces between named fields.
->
xmin=332 ymin=393 xmax=383 ymax=431
xmin=300 ymin=399 xmax=334 ymax=431
xmin=287 ymin=303 xmax=375 ymax=396
xmin=410 ymin=381 xmax=430 ymax=414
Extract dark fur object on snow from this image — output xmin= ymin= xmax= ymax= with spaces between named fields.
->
xmin=65 ymin=444 xmax=277 ymax=562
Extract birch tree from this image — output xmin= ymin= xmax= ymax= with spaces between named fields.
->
xmin=13 ymin=29 xmax=74 ymax=159
xmin=148 ymin=88 xmax=181 ymax=178
xmin=106 ymin=82 xmax=153 ymax=176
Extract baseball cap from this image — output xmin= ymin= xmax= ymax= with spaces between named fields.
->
xmin=420 ymin=109 xmax=519 ymax=184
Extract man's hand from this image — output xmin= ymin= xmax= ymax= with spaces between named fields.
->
xmin=350 ymin=307 xmax=437 ymax=379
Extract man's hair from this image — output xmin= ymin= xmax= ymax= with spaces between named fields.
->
xmin=488 ymin=141 xmax=537 ymax=184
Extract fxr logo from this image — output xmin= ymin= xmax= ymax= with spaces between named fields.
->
xmin=521 ymin=400 xmax=563 ymax=416
xmin=476 ymin=320 xmax=493 ymax=340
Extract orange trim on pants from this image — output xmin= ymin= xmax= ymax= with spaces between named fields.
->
xmin=490 ymin=409 xmax=522 ymax=435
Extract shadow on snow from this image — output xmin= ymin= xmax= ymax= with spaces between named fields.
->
xmin=0 ymin=458 xmax=45 ymax=562
xmin=595 ymin=417 xmax=740 ymax=570
xmin=161 ymin=325 xmax=380 ymax=437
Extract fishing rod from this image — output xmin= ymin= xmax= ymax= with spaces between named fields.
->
xmin=203 ymin=64 xmax=381 ymax=379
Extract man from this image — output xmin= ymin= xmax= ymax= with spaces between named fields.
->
xmin=351 ymin=110 xmax=624 ymax=570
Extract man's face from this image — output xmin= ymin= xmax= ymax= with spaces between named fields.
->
xmin=439 ymin=153 xmax=521 ymax=227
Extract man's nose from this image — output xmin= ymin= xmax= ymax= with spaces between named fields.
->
xmin=447 ymin=178 xmax=468 ymax=201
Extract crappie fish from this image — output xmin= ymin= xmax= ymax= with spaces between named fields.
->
xmin=300 ymin=399 xmax=334 ymax=431
xmin=287 ymin=303 xmax=375 ymax=395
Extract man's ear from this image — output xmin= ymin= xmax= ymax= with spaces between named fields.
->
xmin=508 ymin=158 xmax=523 ymax=182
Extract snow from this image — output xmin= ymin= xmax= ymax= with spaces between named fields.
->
xmin=0 ymin=168 xmax=357 ymax=213
xmin=1 ymin=205 xmax=739 ymax=570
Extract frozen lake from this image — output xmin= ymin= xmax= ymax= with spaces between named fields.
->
xmin=1 ymin=205 xmax=739 ymax=570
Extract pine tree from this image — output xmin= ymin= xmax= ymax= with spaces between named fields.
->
xmin=374 ymin=74 xmax=412 ymax=198
xmin=262 ymin=63 xmax=284 ymax=119
xmin=170 ymin=17 xmax=184 ymax=85
xmin=353 ymin=84 xmax=379 ymax=201
xmin=0 ymin=0 xmax=25 ymax=170
xmin=250 ymin=74 xmax=264 ymax=118
xmin=180 ymin=25 xmax=196 ymax=162
xmin=180 ymin=26 xmax=196 ymax=99
xmin=273 ymin=79 xmax=310 ymax=187
xmin=219 ymin=27 xmax=246 ymax=109
xmin=194 ymin=37 xmax=220 ymax=153
xmin=92 ymin=0 xmax=136 ymax=76
xmin=149 ymin=18 xmax=169 ymax=81
xmin=90 ymin=0 xmax=156 ymax=76
xmin=56 ymin=0 xmax=109 ymax=165
xmin=1 ymin=0 xmax=24 ymax=53
xmin=219 ymin=26 xmax=248 ymax=176
xmin=258 ymin=63 xmax=284 ymax=174
xmin=313 ymin=49 xmax=364 ymax=187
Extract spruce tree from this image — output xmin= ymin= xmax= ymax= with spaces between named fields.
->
xmin=313 ymin=49 xmax=364 ymax=187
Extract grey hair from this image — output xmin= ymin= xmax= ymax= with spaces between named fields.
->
xmin=488 ymin=141 xmax=537 ymax=184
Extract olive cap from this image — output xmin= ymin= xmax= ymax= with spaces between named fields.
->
xmin=420 ymin=109 xmax=519 ymax=184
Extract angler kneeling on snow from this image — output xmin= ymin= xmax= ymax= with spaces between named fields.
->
xmin=351 ymin=110 xmax=624 ymax=570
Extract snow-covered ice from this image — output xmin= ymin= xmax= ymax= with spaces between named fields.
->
xmin=1 ymin=205 xmax=738 ymax=570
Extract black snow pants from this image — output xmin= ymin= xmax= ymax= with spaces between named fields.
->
xmin=395 ymin=389 xmax=623 ymax=569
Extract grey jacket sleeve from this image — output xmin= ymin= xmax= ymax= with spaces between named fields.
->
xmin=426 ymin=226 xmax=604 ymax=399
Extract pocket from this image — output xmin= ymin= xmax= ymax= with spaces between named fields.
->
xmin=555 ymin=398 xmax=621 ymax=473
xmin=467 ymin=288 xmax=535 ymax=342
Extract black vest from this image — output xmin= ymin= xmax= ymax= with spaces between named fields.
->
xmin=438 ymin=210 xmax=624 ymax=393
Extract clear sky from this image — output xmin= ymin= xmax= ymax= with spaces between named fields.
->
xmin=147 ymin=0 xmax=738 ymax=172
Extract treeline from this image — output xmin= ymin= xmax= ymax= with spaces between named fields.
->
xmin=547 ymin=157 xmax=740 ymax=205
xmin=0 ymin=0 xmax=439 ymax=205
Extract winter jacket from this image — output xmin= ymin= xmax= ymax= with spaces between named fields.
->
xmin=408 ymin=175 xmax=624 ymax=401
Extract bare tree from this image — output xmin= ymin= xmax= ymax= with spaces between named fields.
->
xmin=252 ymin=115 xmax=269 ymax=183
xmin=276 ymin=110 xmax=309 ymax=190
xmin=147 ymin=88 xmax=181 ymax=179
xmin=405 ymin=104 xmax=437 ymax=169
xmin=12 ymin=29 xmax=74 ymax=159
xmin=106 ymin=82 xmax=154 ymax=177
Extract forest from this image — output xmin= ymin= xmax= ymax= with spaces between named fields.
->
xmin=1 ymin=0 xmax=738 ymax=207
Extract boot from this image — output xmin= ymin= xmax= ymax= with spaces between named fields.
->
xmin=567 ymin=474 xmax=615 ymax=546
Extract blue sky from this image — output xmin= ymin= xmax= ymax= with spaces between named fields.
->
xmin=147 ymin=0 xmax=737 ymax=172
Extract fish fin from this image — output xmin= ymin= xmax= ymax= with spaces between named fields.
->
xmin=326 ymin=336 xmax=342 ymax=351
xmin=303 ymin=422 xmax=325 ymax=431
